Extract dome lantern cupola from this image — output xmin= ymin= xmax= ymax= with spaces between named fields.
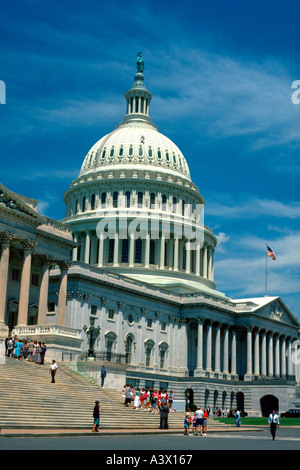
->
xmin=123 ymin=53 xmax=153 ymax=126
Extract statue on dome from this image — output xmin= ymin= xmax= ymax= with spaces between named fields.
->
xmin=137 ymin=52 xmax=144 ymax=73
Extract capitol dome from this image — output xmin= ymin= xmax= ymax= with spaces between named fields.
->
xmin=79 ymin=122 xmax=191 ymax=181
xmin=63 ymin=57 xmax=220 ymax=295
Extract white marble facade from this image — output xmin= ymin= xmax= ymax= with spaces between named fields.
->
xmin=2 ymin=63 xmax=300 ymax=415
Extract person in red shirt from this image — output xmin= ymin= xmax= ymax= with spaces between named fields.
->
xmin=203 ymin=409 xmax=208 ymax=435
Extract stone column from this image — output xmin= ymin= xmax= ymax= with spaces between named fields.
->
xmin=113 ymin=231 xmax=119 ymax=266
xmin=129 ymin=234 xmax=134 ymax=267
xmin=254 ymin=329 xmax=260 ymax=376
xmin=245 ymin=327 xmax=253 ymax=378
xmin=17 ymin=239 xmax=37 ymax=326
xmin=98 ymin=234 xmax=104 ymax=267
xmin=206 ymin=321 xmax=212 ymax=372
xmin=223 ymin=325 xmax=229 ymax=374
xmin=173 ymin=238 xmax=179 ymax=271
xmin=231 ymin=328 xmax=237 ymax=376
xmin=207 ymin=246 xmax=213 ymax=280
xmin=214 ymin=322 xmax=221 ymax=373
xmin=268 ymin=333 xmax=274 ymax=378
xmin=261 ymin=330 xmax=267 ymax=377
xmin=202 ymin=243 xmax=208 ymax=278
xmin=159 ymin=234 xmax=165 ymax=269
xmin=84 ymin=231 xmax=90 ymax=264
xmin=185 ymin=241 xmax=191 ymax=274
xmin=195 ymin=245 xmax=201 ymax=276
xmin=144 ymin=232 xmax=150 ymax=268
xmin=72 ymin=233 xmax=78 ymax=261
xmin=287 ymin=338 xmax=293 ymax=378
xmin=0 ymin=232 xmax=15 ymax=333
xmin=195 ymin=318 xmax=204 ymax=376
xmin=274 ymin=334 xmax=280 ymax=377
xmin=281 ymin=335 xmax=286 ymax=378
xmin=56 ymin=261 xmax=70 ymax=327
xmin=178 ymin=319 xmax=189 ymax=375
xmin=37 ymin=256 xmax=54 ymax=325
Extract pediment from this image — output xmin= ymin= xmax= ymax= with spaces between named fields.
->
xmin=0 ymin=183 xmax=46 ymax=224
xmin=259 ymin=298 xmax=299 ymax=327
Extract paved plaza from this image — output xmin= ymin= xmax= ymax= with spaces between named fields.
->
xmin=1 ymin=427 xmax=300 ymax=451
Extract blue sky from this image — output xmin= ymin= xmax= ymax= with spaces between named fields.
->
xmin=0 ymin=0 xmax=299 ymax=315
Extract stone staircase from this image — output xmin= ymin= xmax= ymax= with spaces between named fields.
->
xmin=0 ymin=359 xmax=191 ymax=430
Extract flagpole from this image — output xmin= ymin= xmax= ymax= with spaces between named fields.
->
xmin=264 ymin=242 xmax=268 ymax=297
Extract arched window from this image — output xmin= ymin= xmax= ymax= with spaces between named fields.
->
xmin=125 ymin=191 xmax=130 ymax=208
xmin=139 ymin=146 xmax=143 ymax=156
xmin=129 ymin=146 xmax=133 ymax=156
xmin=75 ymin=199 xmax=78 ymax=215
xmin=113 ymin=191 xmax=118 ymax=208
xmin=172 ymin=196 xmax=177 ymax=213
xmin=148 ymin=147 xmax=153 ymax=158
xmin=159 ymin=342 xmax=169 ymax=369
xmin=125 ymin=335 xmax=133 ymax=364
xmin=91 ymin=194 xmax=96 ymax=211
xmin=150 ymin=192 xmax=155 ymax=208
xmin=157 ymin=149 xmax=161 ymax=159
xmin=101 ymin=192 xmax=107 ymax=207
xmin=119 ymin=146 xmax=123 ymax=156
xmin=182 ymin=200 xmax=185 ymax=216
xmin=166 ymin=152 xmax=170 ymax=161
xmin=138 ymin=191 xmax=143 ymax=208
xmin=162 ymin=194 xmax=167 ymax=211
xmin=105 ymin=331 xmax=117 ymax=361
xmin=144 ymin=339 xmax=155 ymax=367
xmin=102 ymin=149 xmax=106 ymax=159
xmin=110 ymin=147 xmax=114 ymax=157
xmin=82 ymin=196 xmax=86 ymax=213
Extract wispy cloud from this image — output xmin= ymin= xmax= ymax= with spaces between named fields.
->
xmin=205 ymin=194 xmax=300 ymax=220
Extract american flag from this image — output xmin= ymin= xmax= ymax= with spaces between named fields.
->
xmin=267 ymin=245 xmax=276 ymax=260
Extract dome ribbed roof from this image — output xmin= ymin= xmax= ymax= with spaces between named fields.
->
xmin=79 ymin=122 xmax=191 ymax=180
xmin=79 ymin=66 xmax=191 ymax=181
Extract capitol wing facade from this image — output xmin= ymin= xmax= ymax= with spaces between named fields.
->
xmin=2 ymin=60 xmax=300 ymax=416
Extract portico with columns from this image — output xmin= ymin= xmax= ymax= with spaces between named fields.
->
xmin=0 ymin=183 xmax=82 ymax=359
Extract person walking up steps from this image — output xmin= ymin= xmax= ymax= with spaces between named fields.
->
xmin=49 ymin=360 xmax=58 ymax=383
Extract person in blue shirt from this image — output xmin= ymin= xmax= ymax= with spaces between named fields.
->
xmin=183 ymin=414 xmax=190 ymax=435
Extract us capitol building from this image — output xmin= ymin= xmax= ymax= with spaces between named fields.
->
xmin=1 ymin=56 xmax=300 ymax=416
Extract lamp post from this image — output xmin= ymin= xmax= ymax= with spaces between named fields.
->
xmin=83 ymin=316 xmax=101 ymax=360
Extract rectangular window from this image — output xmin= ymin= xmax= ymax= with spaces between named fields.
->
xmin=91 ymin=305 xmax=97 ymax=316
xmin=161 ymin=321 xmax=166 ymax=332
xmin=121 ymin=239 xmax=129 ymax=263
xmin=11 ymin=268 xmax=21 ymax=282
xmin=146 ymin=347 xmax=152 ymax=367
xmin=135 ymin=239 xmax=142 ymax=264
xmin=48 ymin=302 xmax=55 ymax=312
xmin=108 ymin=309 xmax=115 ymax=320
xmin=147 ymin=318 xmax=153 ymax=329
xmin=31 ymin=273 xmax=40 ymax=287
xmin=160 ymin=350 xmax=166 ymax=369
xmin=149 ymin=240 xmax=155 ymax=265
xmin=108 ymin=239 xmax=115 ymax=263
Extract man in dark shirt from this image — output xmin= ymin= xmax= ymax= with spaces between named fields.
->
xmin=92 ymin=401 xmax=101 ymax=432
